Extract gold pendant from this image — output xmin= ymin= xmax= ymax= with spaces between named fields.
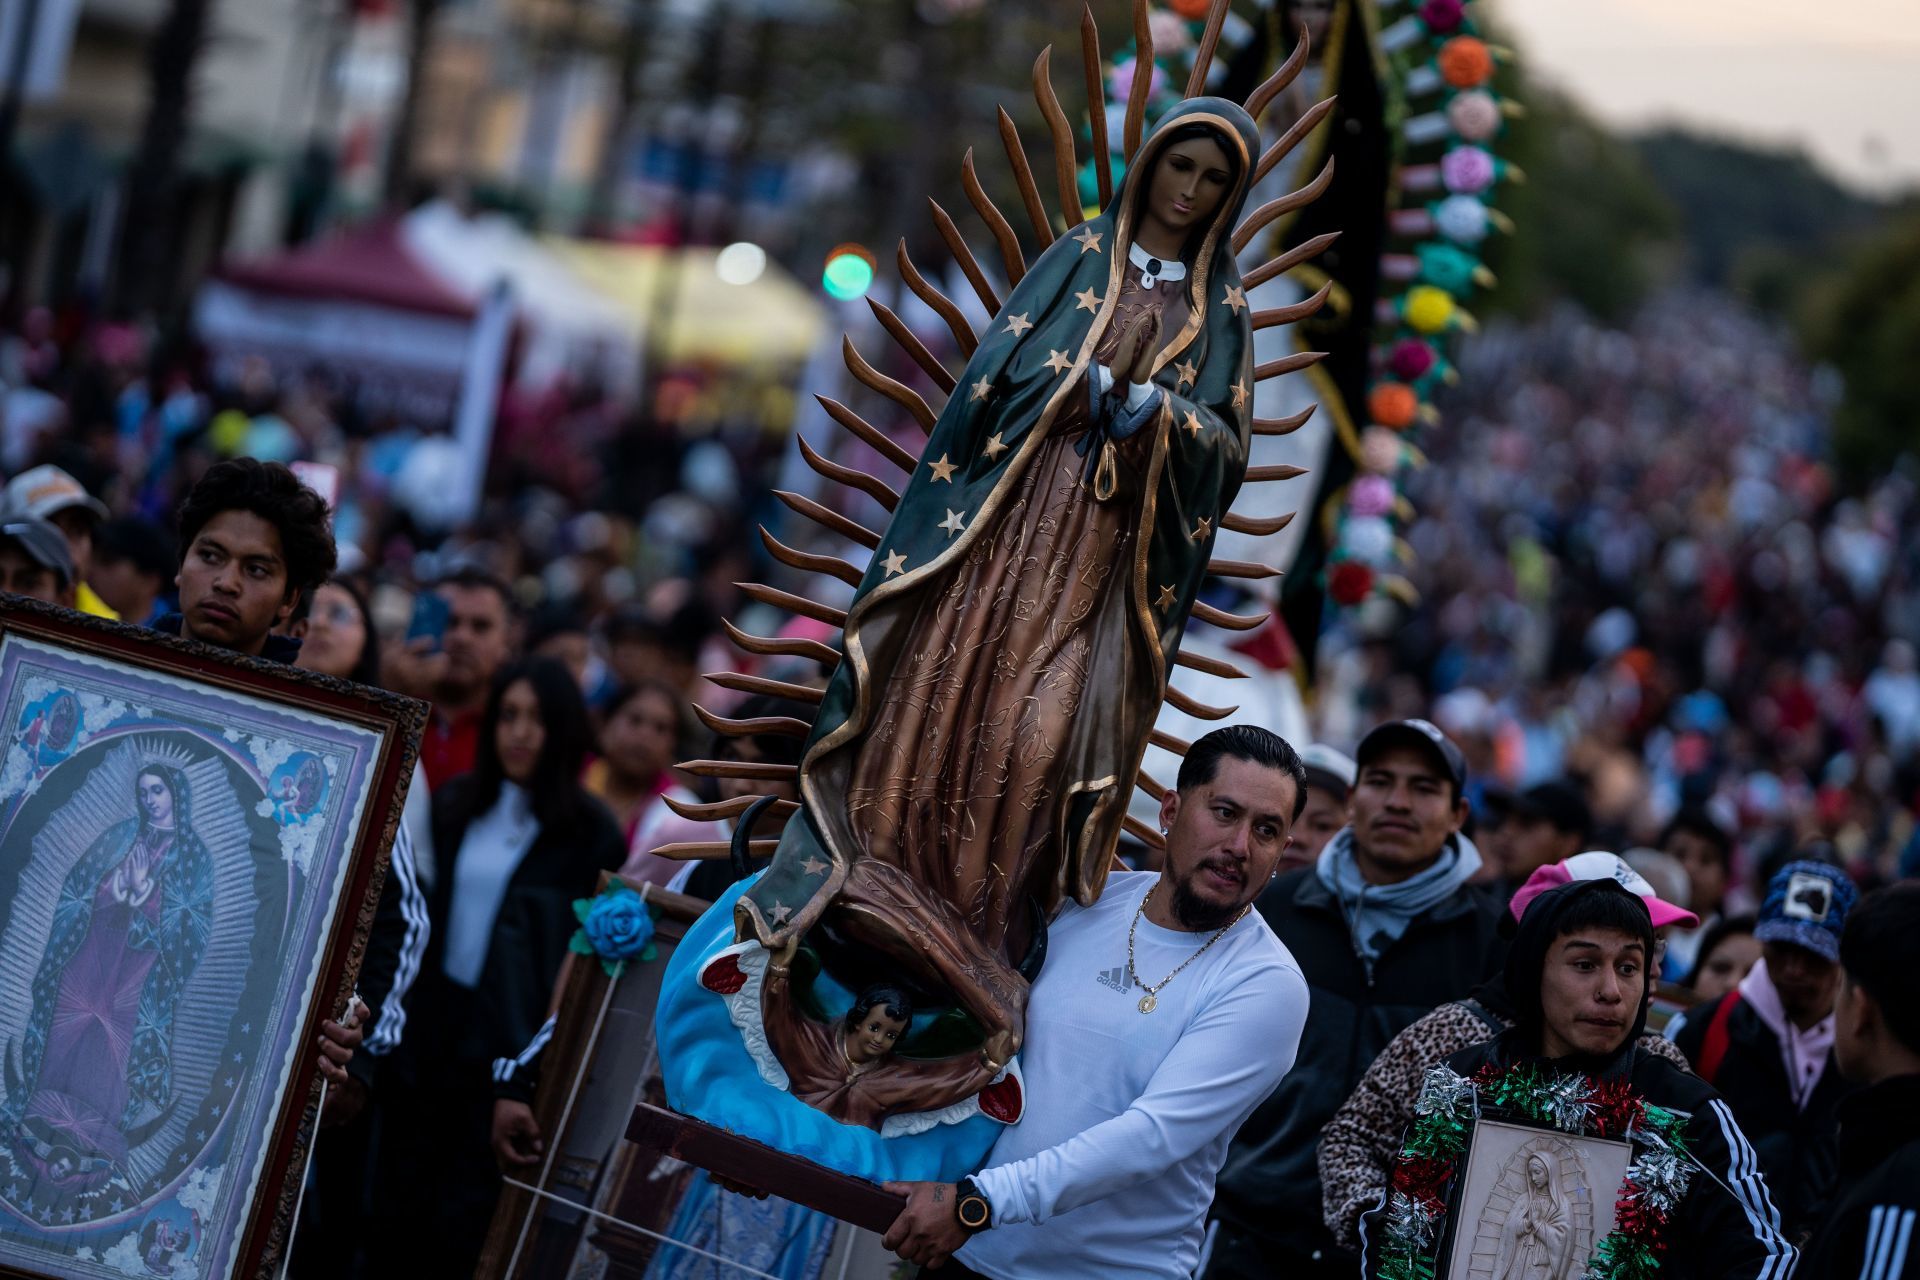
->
xmin=1138 ymin=992 xmax=1157 ymax=1014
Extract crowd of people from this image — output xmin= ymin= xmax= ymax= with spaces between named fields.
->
xmin=0 ymin=277 xmax=1916 ymax=1280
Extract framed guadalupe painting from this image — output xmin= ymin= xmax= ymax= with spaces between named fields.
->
xmin=0 ymin=599 xmax=424 ymax=1280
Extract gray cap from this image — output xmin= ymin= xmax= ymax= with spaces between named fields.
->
xmin=0 ymin=465 xmax=110 ymax=524
xmin=1298 ymin=743 xmax=1358 ymax=795
xmin=0 ymin=514 xmax=76 ymax=584
xmin=1355 ymin=718 xmax=1468 ymax=794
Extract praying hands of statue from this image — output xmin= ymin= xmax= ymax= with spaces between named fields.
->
xmin=1108 ymin=311 xmax=1163 ymax=393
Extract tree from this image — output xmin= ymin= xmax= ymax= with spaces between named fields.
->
xmin=1477 ymin=84 xmax=1680 ymax=323
xmin=1804 ymin=208 xmax=1920 ymax=483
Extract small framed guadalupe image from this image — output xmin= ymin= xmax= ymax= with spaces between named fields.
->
xmin=1444 ymin=1118 xmax=1632 ymax=1280
xmin=0 ymin=599 xmax=424 ymax=1280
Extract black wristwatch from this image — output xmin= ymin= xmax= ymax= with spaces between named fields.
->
xmin=955 ymin=1176 xmax=992 ymax=1232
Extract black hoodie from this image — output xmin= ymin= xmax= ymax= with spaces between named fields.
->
xmin=1359 ymin=879 xmax=1800 ymax=1280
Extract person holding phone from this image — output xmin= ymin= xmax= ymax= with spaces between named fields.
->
xmin=384 ymin=568 xmax=518 ymax=792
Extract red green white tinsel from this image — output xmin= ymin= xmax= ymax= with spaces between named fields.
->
xmin=1372 ymin=1063 xmax=1698 ymax=1280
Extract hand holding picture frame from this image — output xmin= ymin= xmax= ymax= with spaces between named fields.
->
xmin=0 ymin=599 xmax=425 ymax=1280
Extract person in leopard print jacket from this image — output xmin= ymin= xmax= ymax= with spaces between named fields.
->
xmin=1319 ymin=852 xmax=1699 ymax=1251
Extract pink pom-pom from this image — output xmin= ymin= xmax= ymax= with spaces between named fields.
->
xmin=1110 ymin=57 xmax=1166 ymax=104
xmin=1447 ymin=90 xmax=1502 ymax=142
xmin=1389 ymin=338 xmax=1437 ymax=380
xmin=1419 ymin=0 xmax=1466 ymax=33
xmin=1148 ymin=10 xmax=1193 ymax=52
xmin=1441 ymin=146 xmax=1496 ymax=195
xmin=1349 ymin=474 xmax=1398 ymax=518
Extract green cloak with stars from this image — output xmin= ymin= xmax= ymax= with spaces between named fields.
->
xmin=736 ymin=98 xmax=1261 ymax=1037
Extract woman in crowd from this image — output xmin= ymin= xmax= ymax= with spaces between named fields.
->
xmin=584 ymin=680 xmax=696 ymax=854
xmin=374 ymin=656 xmax=624 ymax=1278
xmin=1683 ymin=912 xmax=1761 ymax=1003
xmin=295 ymin=577 xmax=435 ymax=884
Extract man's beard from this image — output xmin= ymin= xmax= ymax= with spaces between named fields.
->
xmin=1170 ymin=868 xmax=1247 ymax=931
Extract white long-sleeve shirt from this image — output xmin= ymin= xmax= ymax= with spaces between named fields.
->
xmin=959 ymin=871 xmax=1310 ymax=1280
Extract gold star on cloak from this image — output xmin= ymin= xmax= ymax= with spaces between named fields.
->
xmin=1191 ymin=517 xmax=1212 ymax=542
xmin=1182 ymin=410 xmax=1204 ymax=438
xmin=929 ymin=454 xmax=957 ymax=482
xmin=984 ymin=432 xmax=1010 ymax=461
xmin=1175 ymin=359 xmax=1199 ymax=389
xmin=1231 ymin=380 xmax=1249 ymax=409
xmin=801 ymin=857 xmax=828 ymax=876
xmin=1073 ymin=227 xmax=1103 ymax=254
xmin=970 ymin=378 xmax=993 ymax=402
xmin=881 ymin=550 xmax=908 ymax=577
xmin=1004 ymin=312 xmax=1033 ymax=336
xmin=1222 ymin=285 xmax=1248 ymax=314
xmin=1155 ymin=584 xmax=1178 ymax=611
xmin=771 ymin=904 xmax=792 ymax=924
xmin=1074 ymin=287 xmax=1101 ymax=314
xmin=939 ymin=509 xmax=968 ymax=537
xmin=1045 ymin=349 xmax=1074 ymax=374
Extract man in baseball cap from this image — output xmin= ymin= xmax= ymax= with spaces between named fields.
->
xmin=1211 ymin=719 xmax=1499 ymax=1278
xmin=1673 ymin=859 xmax=1858 ymax=1242
xmin=0 ymin=465 xmax=116 ymax=618
xmin=0 ymin=513 xmax=76 ymax=606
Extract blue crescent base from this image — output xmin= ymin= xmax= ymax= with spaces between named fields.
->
xmin=653 ymin=874 xmax=1010 ymax=1184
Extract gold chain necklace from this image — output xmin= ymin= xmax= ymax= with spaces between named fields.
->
xmin=1126 ymin=883 xmax=1248 ymax=1014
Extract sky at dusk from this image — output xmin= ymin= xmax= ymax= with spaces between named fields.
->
xmin=1492 ymin=0 xmax=1920 ymax=194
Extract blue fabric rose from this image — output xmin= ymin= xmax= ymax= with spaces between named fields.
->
xmin=569 ymin=883 xmax=657 ymax=978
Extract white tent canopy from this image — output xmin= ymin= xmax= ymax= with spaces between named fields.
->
xmin=402 ymin=200 xmax=643 ymax=393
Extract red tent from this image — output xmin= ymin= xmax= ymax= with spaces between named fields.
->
xmin=195 ymin=220 xmax=481 ymax=422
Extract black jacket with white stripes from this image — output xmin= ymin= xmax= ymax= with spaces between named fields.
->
xmin=1799 ymin=1073 xmax=1920 ymax=1280
xmin=1361 ymin=882 xmax=1798 ymax=1280
xmin=150 ymin=613 xmax=430 ymax=1088
xmin=1414 ymin=1035 xmax=1800 ymax=1280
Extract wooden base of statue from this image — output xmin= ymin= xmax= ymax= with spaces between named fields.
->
xmin=474 ymin=877 xmax=710 ymax=1280
xmin=626 ymin=1102 xmax=908 ymax=1233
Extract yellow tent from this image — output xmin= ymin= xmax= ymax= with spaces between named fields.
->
xmin=545 ymin=240 xmax=826 ymax=367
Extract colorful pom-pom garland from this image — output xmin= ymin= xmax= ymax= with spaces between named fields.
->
xmin=1320 ymin=0 xmax=1515 ymax=615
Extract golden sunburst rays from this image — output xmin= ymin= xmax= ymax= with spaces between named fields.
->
xmin=653 ymin=0 xmax=1344 ymax=861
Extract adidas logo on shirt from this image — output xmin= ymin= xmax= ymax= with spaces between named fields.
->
xmin=1095 ymin=965 xmax=1130 ymax=994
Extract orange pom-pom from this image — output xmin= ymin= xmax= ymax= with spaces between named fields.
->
xmin=1368 ymin=382 xmax=1419 ymax=430
xmin=1438 ymin=36 xmax=1493 ymax=89
xmin=1169 ymin=0 xmax=1213 ymax=18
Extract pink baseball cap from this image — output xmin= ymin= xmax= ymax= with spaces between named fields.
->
xmin=1508 ymin=851 xmax=1699 ymax=929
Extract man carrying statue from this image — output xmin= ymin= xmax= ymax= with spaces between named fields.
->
xmin=883 ymin=725 xmax=1312 ymax=1279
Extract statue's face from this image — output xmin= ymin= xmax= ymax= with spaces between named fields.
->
xmin=138 ymin=773 xmax=174 ymax=828
xmin=1144 ymin=135 xmax=1234 ymax=244
xmin=846 ymin=1006 xmax=908 ymax=1065
xmin=1528 ymin=1155 xmax=1549 ymax=1190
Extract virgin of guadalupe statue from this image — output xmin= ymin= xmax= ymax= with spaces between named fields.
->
xmin=1493 ymin=1151 xmax=1574 ymax=1280
xmin=653 ymin=4 xmax=1330 ymax=1154
xmin=5 ymin=763 xmax=214 ymax=1192
xmin=730 ymin=97 xmax=1265 ymax=1117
